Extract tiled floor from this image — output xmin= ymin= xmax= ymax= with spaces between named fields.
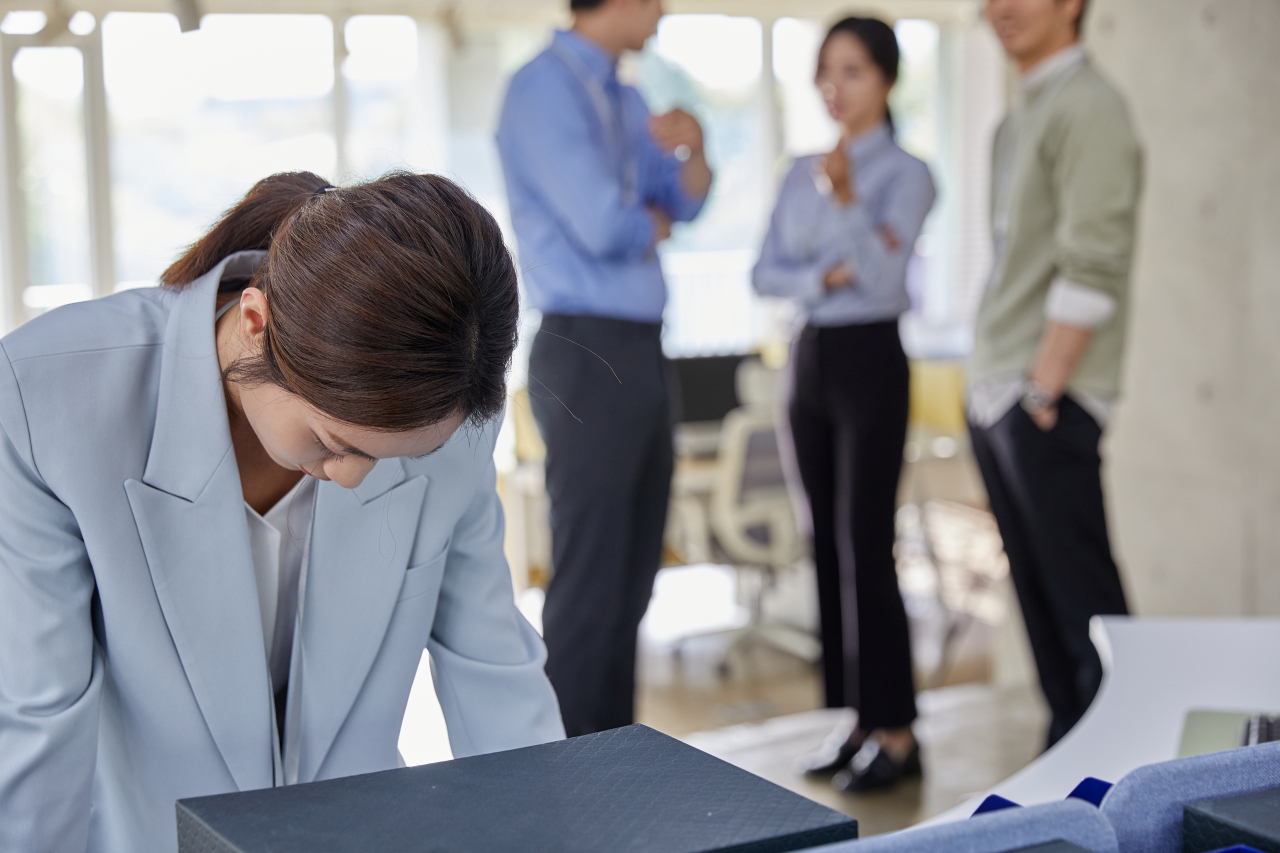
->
xmin=634 ymin=493 xmax=1048 ymax=840
xmin=637 ymin=630 xmax=1048 ymax=838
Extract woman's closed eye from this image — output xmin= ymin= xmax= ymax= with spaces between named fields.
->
xmin=317 ymin=442 xmax=345 ymax=461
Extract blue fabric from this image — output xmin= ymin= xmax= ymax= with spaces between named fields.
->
xmin=804 ymin=799 xmax=1118 ymax=853
xmin=1069 ymin=778 xmax=1114 ymax=807
xmin=752 ymin=122 xmax=936 ymax=327
xmin=974 ymin=794 xmax=1023 ymax=815
xmin=496 ymin=29 xmax=707 ymax=323
xmin=1099 ymin=742 xmax=1280 ymax=853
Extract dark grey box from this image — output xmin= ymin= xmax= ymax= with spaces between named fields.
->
xmin=176 ymin=724 xmax=858 ymax=853
xmin=1184 ymin=786 xmax=1280 ymax=853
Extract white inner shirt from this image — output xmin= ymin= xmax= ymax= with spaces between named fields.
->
xmin=245 ymin=476 xmax=317 ymax=693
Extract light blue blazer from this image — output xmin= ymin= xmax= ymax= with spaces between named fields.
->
xmin=0 ymin=251 xmax=565 ymax=853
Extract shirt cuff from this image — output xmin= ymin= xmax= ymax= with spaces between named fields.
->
xmin=669 ymin=174 xmax=710 ymax=222
xmin=627 ymin=206 xmax=655 ymax=259
xmin=802 ymin=249 xmax=844 ymax=305
xmin=1045 ymin=278 xmax=1117 ymax=330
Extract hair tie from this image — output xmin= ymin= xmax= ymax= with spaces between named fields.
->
xmin=314 ymin=184 xmax=336 ymax=195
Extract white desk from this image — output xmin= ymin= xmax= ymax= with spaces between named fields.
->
xmin=928 ymin=616 xmax=1280 ymax=823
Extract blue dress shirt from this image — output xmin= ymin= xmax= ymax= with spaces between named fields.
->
xmin=753 ymin=122 xmax=936 ymax=327
xmin=496 ymin=30 xmax=708 ymax=323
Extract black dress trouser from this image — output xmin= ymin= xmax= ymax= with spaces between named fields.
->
xmin=968 ymin=398 xmax=1129 ymax=746
xmin=528 ymin=314 xmax=674 ymax=737
xmin=788 ymin=321 xmax=917 ymax=730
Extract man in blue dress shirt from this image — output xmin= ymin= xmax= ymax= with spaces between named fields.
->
xmin=497 ymin=0 xmax=711 ymax=736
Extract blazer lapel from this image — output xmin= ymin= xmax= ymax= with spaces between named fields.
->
xmin=294 ymin=459 xmax=428 ymax=783
xmin=125 ymin=251 xmax=274 ymax=793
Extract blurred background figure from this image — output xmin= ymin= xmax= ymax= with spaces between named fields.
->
xmin=753 ymin=17 xmax=936 ymax=792
xmin=967 ymin=0 xmax=1141 ymax=748
xmin=495 ymin=0 xmax=711 ymax=737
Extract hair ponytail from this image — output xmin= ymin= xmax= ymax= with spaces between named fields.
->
xmin=160 ymin=171 xmax=331 ymax=288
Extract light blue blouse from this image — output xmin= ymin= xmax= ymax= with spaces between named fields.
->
xmin=753 ymin=122 xmax=936 ymax=327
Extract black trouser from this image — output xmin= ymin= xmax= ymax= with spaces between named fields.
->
xmin=969 ymin=398 xmax=1129 ymax=746
xmin=528 ymin=314 xmax=674 ymax=737
xmin=788 ymin=321 xmax=916 ymax=730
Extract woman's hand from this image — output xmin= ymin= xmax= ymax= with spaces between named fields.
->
xmin=823 ymin=262 xmax=854 ymax=292
xmin=823 ymin=137 xmax=856 ymax=206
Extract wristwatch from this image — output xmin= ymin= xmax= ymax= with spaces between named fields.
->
xmin=1019 ymin=380 xmax=1058 ymax=415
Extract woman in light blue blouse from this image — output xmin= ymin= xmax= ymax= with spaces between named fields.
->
xmin=753 ymin=17 xmax=936 ymax=792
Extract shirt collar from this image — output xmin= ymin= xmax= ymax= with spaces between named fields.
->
xmin=554 ymin=29 xmax=618 ymax=83
xmin=845 ymin=120 xmax=893 ymax=164
xmin=1020 ymin=43 xmax=1086 ymax=95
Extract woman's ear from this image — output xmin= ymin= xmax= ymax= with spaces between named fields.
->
xmin=237 ymin=287 xmax=270 ymax=350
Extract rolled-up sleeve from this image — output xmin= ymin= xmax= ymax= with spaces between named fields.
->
xmin=1050 ymin=89 xmax=1143 ymax=303
xmin=497 ymin=73 xmax=653 ymax=262
xmin=1045 ymin=277 xmax=1117 ymax=329
xmin=426 ymin=424 xmax=564 ymax=759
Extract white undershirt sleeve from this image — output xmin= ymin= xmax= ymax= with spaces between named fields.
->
xmin=1045 ymin=277 xmax=1117 ymax=330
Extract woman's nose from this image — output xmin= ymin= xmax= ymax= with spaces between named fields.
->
xmin=329 ymin=456 xmax=378 ymax=489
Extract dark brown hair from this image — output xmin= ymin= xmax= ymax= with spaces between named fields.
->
xmin=162 ymin=171 xmax=519 ymax=432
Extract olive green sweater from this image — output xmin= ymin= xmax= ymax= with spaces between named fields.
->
xmin=970 ymin=55 xmax=1143 ymax=400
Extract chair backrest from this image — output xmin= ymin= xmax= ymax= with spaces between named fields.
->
xmin=707 ymin=358 xmax=798 ymax=568
xmin=669 ymin=354 xmax=750 ymax=424
xmin=805 ymin=800 xmax=1119 ymax=853
xmin=1099 ymin=741 xmax=1280 ymax=853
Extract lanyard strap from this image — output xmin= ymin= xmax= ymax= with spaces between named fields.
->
xmin=550 ymin=40 xmax=639 ymax=205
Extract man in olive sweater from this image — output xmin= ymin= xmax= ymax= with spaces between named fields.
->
xmin=969 ymin=0 xmax=1143 ymax=747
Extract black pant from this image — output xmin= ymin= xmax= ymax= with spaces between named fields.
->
xmin=788 ymin=321 xmax=916 ymax=730
xmin=528 ymin=314 xmax=674 ymax=737
xmin=969 ymin=398 xmax=1129 ymax=746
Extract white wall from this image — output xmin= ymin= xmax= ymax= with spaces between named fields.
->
xmin=1088 ymin=0 xmax=1280 ymax=616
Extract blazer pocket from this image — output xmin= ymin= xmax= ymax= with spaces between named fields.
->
xmin=397 ymin=549 xmax=448 ymax=603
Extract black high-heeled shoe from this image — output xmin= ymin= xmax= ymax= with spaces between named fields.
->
xmin=831 ymin=739 xmax=921 ymax=793
xmin=793 ymin=725 xmax=867 ymax=777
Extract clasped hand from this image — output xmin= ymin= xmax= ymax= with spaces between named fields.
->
xmin=645 ymin=109 xmax=708 ymax=247
xmin=648 ymin=108 xmax=704 ymax=160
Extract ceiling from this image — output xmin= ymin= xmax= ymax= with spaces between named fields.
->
xmin=0 ymin=0 xmax=983 ymax=27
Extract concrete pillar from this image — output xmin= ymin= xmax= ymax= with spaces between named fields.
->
xmin=1087 ymin=0 xmax=1280 ymax=616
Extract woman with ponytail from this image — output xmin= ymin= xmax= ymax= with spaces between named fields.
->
xmin=753 ymin=18 xmax=936 ymax=791
xmin=0 ymin=171 xmax=564 ymax=852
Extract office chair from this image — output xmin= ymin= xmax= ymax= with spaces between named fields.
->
xmin=698 ymin=357 xmax=818 ymax=669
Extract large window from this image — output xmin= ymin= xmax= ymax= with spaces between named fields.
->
xmin=0 ymin=10 xmax=1002 ymax=351
xmin=104 ymin=12 xmax=335 ymax=289
xmin=343 ymin=15 xmax=428 ymax=180
xmin=13 ymin=44 xmax=91 ymax=311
